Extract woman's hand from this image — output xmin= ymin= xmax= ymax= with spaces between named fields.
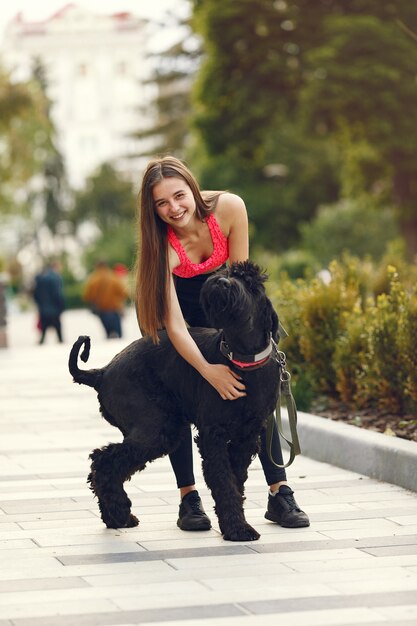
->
xmin=202 ymin=363 xmax=246 ymax=400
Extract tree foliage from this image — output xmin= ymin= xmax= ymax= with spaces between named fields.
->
xmin=0 ymin=65 xmax=58 ymax=213
xmin=190 ymin=0 xmax=417 ymax=255
xmin=71 ymin=163 xmax=137 ymax=271
xmin=300 ymin=199 xmax=399 ymax=266
xmin=30 ymin=58 xmax=68 ymax=237
xmin=299 ymin=12 xmax=417 ymax=256
xmin=71 ymin=163 xmax=135 ymax=234
xmin=132 ymin=18 xmax=199 ymax=158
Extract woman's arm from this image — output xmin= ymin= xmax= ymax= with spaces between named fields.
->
xmin=164 ymin=271 xmax=246 ymax=401
xmin=216 ymin=192 xmax=249 ymax=262
xmin=164 ymin=196 xmax=249 ymax=400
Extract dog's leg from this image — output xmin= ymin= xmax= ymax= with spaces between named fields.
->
xmin=228 ymin=438 xmax=259 ymax=498
xmin=88 ymin=441 xmax=147 ymax=529
xmin=197 ymin=432 xmax=260 ymax=542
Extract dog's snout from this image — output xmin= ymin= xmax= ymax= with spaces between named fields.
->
xmin=218 ymin=277 xmax=231 ymax=288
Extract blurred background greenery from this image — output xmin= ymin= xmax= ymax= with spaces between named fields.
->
xmin=1 ymin=1 xmax=417 ymax=417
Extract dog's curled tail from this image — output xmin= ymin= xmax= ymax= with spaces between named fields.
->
xmin=69 ymin=335 xmax=103 ymax=390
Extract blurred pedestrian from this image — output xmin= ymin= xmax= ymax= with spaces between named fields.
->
xmin=83 ymin=260 xmax=129 ymax=339
xmin=33 ymin=261 xmax=65 ymax=344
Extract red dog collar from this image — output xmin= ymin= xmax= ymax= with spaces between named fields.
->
xmin=220 ymin=336 xmax=273 ymax=371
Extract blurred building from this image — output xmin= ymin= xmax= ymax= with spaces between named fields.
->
xmin=1 ymin=4 xmax=154 ymax=189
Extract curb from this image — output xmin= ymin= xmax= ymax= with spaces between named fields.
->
xmin=281 ymin=410 xmax=417 ymax=493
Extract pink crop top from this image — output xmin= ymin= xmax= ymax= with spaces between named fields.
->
xmin=168 ymin=213 xmax=229 ymax=278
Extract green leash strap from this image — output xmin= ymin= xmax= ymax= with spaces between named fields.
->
xmin=266 ymin=350 xmax=301 ymax=469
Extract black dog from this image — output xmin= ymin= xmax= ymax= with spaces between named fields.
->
xmin=69 ymin=261 xmax=280 ymax=541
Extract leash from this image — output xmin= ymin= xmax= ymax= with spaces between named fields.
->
xmin=219 ymin=326 xmax=301 ymax=468
xmin=266 ymin=343 xmax=301 ymax=469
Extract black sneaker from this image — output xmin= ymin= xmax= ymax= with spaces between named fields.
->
xmin=265 ymin=485 xmax=310 ymax=528
xmin=177 ymin=491 xmax=212 ymax=531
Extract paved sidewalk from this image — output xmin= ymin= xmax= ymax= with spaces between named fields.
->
xmin=1 ymin=309 xmax=417 ymax=626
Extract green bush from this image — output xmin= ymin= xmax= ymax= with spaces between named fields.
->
xmin=269 ymin=255 xmax=417 ymax=415
xmin=254 ymin=248 xmax=318 ymax=281
xmin=402 ymin=289 xmax=417 ymax=407
xmin=354 ymin=270 xmax=410 ymax=413
xmin=300 ymin=198 xmax=399 ymax=266
xmin=333 ymin=304 xmax=368 ymax=405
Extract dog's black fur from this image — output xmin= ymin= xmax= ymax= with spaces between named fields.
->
xmin=69 ymin=261 xmax=280 ymax=541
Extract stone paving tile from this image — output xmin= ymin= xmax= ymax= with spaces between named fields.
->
xmin=0 ymin=523 xmax=20 ymax=531
xmin=57 ymin=544 xmax=255 ymax=566
xmin=8 ymin=604 xmax=245 ymax=626
xmin=0 ymin=539 xmax=36 ymax=550
xmin=320 ymin=524 xmax=417 ymax=541
xmin=250 ymin=534 xmax=417 ymax=554
xmin=285 ymin=554 xmax=417 ymax=573
xmin=374 ymin=604 xmax=417 ymax=621
xmin=18 ymin=516 xmax=101 ymax=530
xmin=111 ymin=585 xmax=341 ymax=612
xmin=341 ymin=622 xmax=417 ymax=626
xmin=352 ymin=498 xmax=417 ymax=511
xmin=309 ymin=518 xmax=400 ymax=532
xmin=136 ymin=531 xmax=326 ymax=552
xmin=0 ymin=580 xmax=210 ymax=610
xmin=199 ymin=565 xmax=417 ymax=590
xmin=241 ymin=590 xmax=417 ymax=614
xmin=0 ymin=577 xmax=89 ymax=593
xmin=153 ymin=610 xmax=415 ymax=626
xmin=329 ymin=577 xmax=417 ymax=595
xmin=0 ymin=598 xmax=119 ymax=621
xmin=362 ymin=545 xmax=417 ymax=557
xmin=388 ymin=514 xmax=417 ymax=525
xmin=306 ymin=507 xmax=417 ymax=522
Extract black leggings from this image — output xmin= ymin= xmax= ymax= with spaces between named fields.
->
xmin=170 ymin=271 xmax=287 ymax=488
xmin=170 ymin=421 xmax=286 ymax=488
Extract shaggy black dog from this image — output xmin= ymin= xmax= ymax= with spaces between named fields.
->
xmin=69 ymin=261 xmax=281 ymax=541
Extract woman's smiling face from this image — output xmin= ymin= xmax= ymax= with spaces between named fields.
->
xmin=153 ymin=177 xmax=196 ymax=227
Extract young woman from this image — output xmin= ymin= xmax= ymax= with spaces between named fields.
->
xmin=135 ymin=156 xmax=309 ymax=531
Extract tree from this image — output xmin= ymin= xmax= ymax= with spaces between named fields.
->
xmin=192 ymin=0 xmax=416 ymax=166
xmin=0 ymin=65 xmax=54 ymax=213
xmin=131 ymin=15 xmax=199 ymax=158
xmin=31 ymin=58 xmax=68 ymax=238
xmin=190 ymin=1 xmax=417 ymax=254
xmin=70 ymin=163 xmax=136 ymax=270
xmin=71 ymin=163 xmax=135 ymax=234
xmin=190 ymin=0 xmax=343 ymax=249
xmin=299 ymin=14 xmax=417 ymax=258
xmin=0 ymin=57 xmax=70 ymax=270
xmin=300 ymin=199 xmax=399 ymax=266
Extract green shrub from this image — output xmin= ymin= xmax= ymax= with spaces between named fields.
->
xmin=402 ymin=289 xmax=417 ymax=408
xmin=333 ymin=304 xmax=368 ymax=405
xmin=354 ymin=269 xmax=409 ymax=413
xmin=300 ymin=198 xmax=399 ymax=266
xmin=268 ymin=254 xmax=417 ymax=415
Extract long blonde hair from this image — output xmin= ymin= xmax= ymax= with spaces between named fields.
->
xmin=135 ymin=156 xmax=220 ymax=342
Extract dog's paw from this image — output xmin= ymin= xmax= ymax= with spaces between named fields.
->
xmin=125 ymin=513 xmax=139 ymax=528
xmin=101 ymin=507 xmax=136 ymax=529
xmin=223 ymin=523 xmax=260 ymax=542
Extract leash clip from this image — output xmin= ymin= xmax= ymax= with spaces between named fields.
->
xmin=220 ymin=340 xmax=233 ymax=361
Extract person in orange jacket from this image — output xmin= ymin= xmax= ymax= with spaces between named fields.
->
xmin=83 ymin=260 xmax=129 ymax=338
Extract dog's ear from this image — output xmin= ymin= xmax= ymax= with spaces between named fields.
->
xmin=265 ymin=298 xmax=279 ymax=343
xmin=229 ymin=261 xmax=268 ymax=294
